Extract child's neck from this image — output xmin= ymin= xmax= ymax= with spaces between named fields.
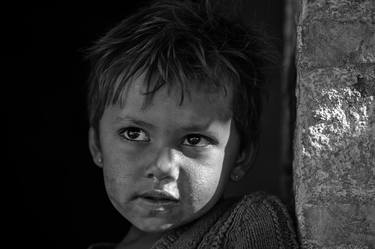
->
xmin=116 ymin=226 xmax=164 ymax=249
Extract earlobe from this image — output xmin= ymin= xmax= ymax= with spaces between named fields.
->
xmin=230 ymin=146 xmax=255 ymax=182
xmin=230 ymin=166 xmax=245 ymax=182
xmin=88 ymin=127 xmax=103 ymax=168
xmin=230 ymin=151 xmax=246 ymax=182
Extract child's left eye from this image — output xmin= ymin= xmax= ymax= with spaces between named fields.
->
xmin=182 ymin=134 xmax=212 ymax=147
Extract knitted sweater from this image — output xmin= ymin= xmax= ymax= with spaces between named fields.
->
xmin=88 ymin=192 xmax=299 ymax=249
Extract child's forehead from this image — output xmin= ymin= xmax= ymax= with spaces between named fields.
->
xmin=117 ymin=72 xmax=233 ymax=108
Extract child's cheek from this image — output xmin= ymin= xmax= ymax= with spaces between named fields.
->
xmin=103 ymin=164 xmax=131 ymax=205
xmin=102 ymin=145 xmax=143 ymax=204
xmin=180 ymin=148 xmax=226 ymax=212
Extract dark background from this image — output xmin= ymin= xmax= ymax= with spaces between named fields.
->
xmin=6 ymin=1 xmax=286 ymax=248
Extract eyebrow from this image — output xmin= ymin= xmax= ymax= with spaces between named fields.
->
xmin=114 ymin=116 xmax=156 ymax=129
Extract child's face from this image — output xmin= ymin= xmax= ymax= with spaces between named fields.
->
xmin=91 ymin=75 xmax=241 ymax=233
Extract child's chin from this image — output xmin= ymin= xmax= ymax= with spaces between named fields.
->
xmin=134 ymin=218 xmax=177 ymax=233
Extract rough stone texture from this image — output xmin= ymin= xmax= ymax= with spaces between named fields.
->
xmin=298 ymin=21 xmax=375 ymax=68
xmin=294 ymin=0 xmax=375 ymax=248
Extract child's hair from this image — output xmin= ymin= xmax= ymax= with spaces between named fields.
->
xmin=86 ymin=0 xmax=276 ymax=165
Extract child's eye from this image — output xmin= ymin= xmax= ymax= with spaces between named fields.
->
xmin=182 ymin=134 xmax=213 ymax=147
xmin=119 ymin=127 xmax=150 ymax=142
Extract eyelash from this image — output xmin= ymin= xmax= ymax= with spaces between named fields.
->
xmin=118 ymin=127 xmax=216 ymax=147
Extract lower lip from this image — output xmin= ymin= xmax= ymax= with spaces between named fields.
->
xmin=135 ymin=197 xmax=179 ymax=211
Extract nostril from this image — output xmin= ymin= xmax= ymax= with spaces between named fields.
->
xmin=146 ymin=172 xmax=155 ymax=179
xmin=146 ymin=172 xmax=161 ymax=182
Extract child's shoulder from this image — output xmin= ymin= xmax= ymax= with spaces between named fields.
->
xmin=229 ymin=191 xmax=294 ymax=226
xmin=177 ymin=192 xmax=299 ymax=249
xmin=215 ymin=192 xmax=300 ymax=249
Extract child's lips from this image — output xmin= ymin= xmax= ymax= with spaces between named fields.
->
xmin=135 ymin=189 xmax=180 ymax=210
xmin=138 ymin=189 xmax=180 ymax=202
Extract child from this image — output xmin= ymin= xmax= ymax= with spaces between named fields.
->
xmin=86 ymin=0 xmax=299 ymax=248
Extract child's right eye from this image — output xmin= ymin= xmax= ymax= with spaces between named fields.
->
xmin=118 ymin=127 xmax=150 ymax=142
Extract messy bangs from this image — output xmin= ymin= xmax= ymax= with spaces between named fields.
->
xmin=93 ymin=25 xmax=236 ymax=108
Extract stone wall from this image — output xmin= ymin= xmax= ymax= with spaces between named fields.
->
xmin=294 ymin=0 xmax=375 ymax=248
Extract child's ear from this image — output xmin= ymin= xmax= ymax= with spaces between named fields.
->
xmin=230 ymin=144 xmax=256 ymax=182
xmin=88 ymin=127 xmax=103 ymax=168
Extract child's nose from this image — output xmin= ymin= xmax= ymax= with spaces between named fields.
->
xmin=145 ymin=147 xmax=180 ymax=182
